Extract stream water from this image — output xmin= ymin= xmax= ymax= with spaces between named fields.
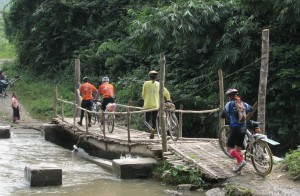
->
xmin=0 ymin=127 xmax=203 ymax=196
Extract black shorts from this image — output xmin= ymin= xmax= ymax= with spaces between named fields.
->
xmin=227 ymin=126 xmax=247 ymax=148
xmin=102 ymin=97 xmax=115 ymax=111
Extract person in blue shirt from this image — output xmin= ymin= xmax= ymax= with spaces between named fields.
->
xmin=221 ymin=88 xmax=253 ymax=172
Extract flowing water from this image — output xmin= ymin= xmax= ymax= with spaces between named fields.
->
xmin=0 ymin=127 xmax=202 ymax=196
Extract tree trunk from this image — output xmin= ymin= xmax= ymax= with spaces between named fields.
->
xmin=257 ymin=29 xmax=269 ymax=134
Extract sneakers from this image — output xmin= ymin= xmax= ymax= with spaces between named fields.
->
xmin=77 ymin=121 xmax=82 ymax=126
xmin=233 ymin=160 xmax=247 ymax=172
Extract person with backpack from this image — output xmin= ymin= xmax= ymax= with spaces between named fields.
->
xmin=78 ymin=77 xmax=97 ymax=127
xmin=142 ymin=70 xmax=171 ymax=139
xmin=221 ymin=88 xmax=253 ymax=172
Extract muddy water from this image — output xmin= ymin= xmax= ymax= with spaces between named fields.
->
xmin=0 ymin=128 xmax=202 ymax=196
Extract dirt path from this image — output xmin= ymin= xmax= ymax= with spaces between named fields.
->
xmin=0 ymin=90 xmax=44 ymax=130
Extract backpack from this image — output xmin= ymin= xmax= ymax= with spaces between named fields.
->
xmin=233 ymin=100 xmax=246 ymax=124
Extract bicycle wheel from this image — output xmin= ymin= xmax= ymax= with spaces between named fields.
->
xmin=168 ymin=112 xmax=179 ymax=141
xmin=218 ymin=125 xmax=233 ymax=158
xmin=106 ymin=112 xmax=115 ymax=133
xmin=250 ymin=140 xmax=273 ymax=176
xmin=92 ymin=112 xmax=100 ymax=125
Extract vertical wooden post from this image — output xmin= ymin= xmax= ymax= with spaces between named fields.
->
xmin=102 ymin=110 xmax=106 ymax=138
xmin=85 ymin=110 xmax=88 ymax=133
xmin=159 ymin=53 xmax=167 ymax=152
xmin=52 ymin=85 xmax=58 ymax=119
xmin=73 ymin=102 xmax=76 ymax=126
xmin=60 ymin=96 xmax=64 ymax=122
xmin=258 ymin=29 xmax=269 ymax=134
xmin=75 ymin=59 xmax=81 ymax=117
xmin=218 ymin=69 xmax=225 ymax=130
xmin=179 ymin=104 xmax=183 ymax=138
xmin=127 ymin=101 xmax=131 ymax=143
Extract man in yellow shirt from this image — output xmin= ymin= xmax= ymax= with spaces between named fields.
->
xmin=142 ymin=70 xmax=171 ymax=139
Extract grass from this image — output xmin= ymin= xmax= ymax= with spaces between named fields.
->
xmin=284 ymin=147 xmax=300 ymax=181
xmin=1 ymin=61 xmax=74 ymax=121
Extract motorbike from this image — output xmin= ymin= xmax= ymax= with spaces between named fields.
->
xmin=0 ymin=79 xmax=8 ymax=98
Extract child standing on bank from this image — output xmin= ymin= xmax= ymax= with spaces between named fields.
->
xmin=11 ymin=93 xmax=20 ymax=123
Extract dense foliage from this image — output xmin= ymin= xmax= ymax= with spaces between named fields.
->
xmin=2 ymin=0 xmax=300 ymax=155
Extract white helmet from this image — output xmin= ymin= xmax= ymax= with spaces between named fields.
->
xmin=102 ymin=76 xmax=109 ymax=82
xmin=225 ymin=88 xmax=238 ymax=96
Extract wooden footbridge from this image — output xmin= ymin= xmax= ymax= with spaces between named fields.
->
xmin=51 ymin=94 xmax=246 ymax=180
xmin=49 ymin=63 xmax=252 ymax=180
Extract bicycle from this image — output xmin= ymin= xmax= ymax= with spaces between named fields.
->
xmin=218 ymin=120 xmax=280 ymax=176
xmin=92 ymin=100 xmax=102 ymax=125
xmin=7 ymin=75 xmax=20 ymax=89
xmin=156 ymin=102 xmax=179 ymax=141
xmin=100 ymin=102 xmax=116 ymax=133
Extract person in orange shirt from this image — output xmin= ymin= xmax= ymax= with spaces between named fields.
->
xmin=78 ymin=77 xmax=97 ymax=127
xmin=11 ymin=93 xmax=20 ymax=123
xmin=95 ymin=76 xmax=115 ymax=111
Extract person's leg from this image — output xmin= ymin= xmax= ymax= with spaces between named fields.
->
xmin=227 ymin=127 xmax=243 ymax=163
xmin=78 ymin=101 xmax=86 ymax=125
xmin=144 ymin=111 xmax=152 ymax=131
xmin=152 ymin=111 xmax=158 ymax=129
xmin=86 ymin=100 xmax=93 ymax=126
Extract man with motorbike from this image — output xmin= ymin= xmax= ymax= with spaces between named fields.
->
xmin=0 ymin=69 xmax=8 ymax=97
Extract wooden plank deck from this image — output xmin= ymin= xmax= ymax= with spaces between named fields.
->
xmin=52 ymin=117 xmax=250 ymax=180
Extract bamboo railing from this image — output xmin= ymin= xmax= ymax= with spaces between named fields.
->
xmin=52 ymin=85 xmax=220 ymax=143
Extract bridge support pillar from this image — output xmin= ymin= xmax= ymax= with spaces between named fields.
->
xmin=0 ymin=126 xmax=10 ymax=138
xmin=112 ymin=158 xmax=157 ymax=179
xmin=24 ymin=164 xmax=62 ymax=187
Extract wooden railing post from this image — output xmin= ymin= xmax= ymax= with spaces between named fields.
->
xmin=102 ymin=110 xmax=106 ymax=138
xmin=159 ymin=53 xmax=167 ymax=152
xmin=73 ymin=102 xmax=76 ymax=126
xmin=52 ymin=85 xmax=58 ymax=119
xmin=179 ymin=104 xmax=183 ymax=138
xmin=218 ymin=69 xmax=225 ymax=129
xmin=127 ymin=101 xmax=131 ymax=143
xmin=60 ymin=96 xmax=64 ymax=122
xmin=85 ymin=110 xmax=88 ymax=133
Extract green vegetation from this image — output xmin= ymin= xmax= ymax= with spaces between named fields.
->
xmin=284 ymin=147 xmax=300 ymax=181
xmin=225 ymin=184 xmax=252 ymax=196
xmin=152 ymin=160 xmax=207 ymax=188
xmin=0 ymin=0 xmax=299 ymax=156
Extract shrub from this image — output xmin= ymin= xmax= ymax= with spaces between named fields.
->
xmin=284 ymin=147 xmax=300 ymax=181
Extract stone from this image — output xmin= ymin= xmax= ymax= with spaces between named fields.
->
xmin=0 ymin=126 xmax=10 ymax=138
xmin=112 ymin=158 xmax=157 ymax=179
xmin=177 ymin=184 xmax=199 ymax=191
xmin=24 ymin=164 xmax=62 ymax=187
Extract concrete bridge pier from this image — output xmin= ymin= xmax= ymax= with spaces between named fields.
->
xmin=24 ymin=164 xmax=62 ymax=187
xmin=0 ymin=126 xmax=10 ymax=138
xmin=112 ymin=158 xmax=157 ymax=179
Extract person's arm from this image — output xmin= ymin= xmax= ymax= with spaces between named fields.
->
xmin=220 ymin=102 xmax=230 ymax=119
xmin=142 ymin=82 xmax=146 ymax=100
xmin=163 ymin=87 xmax=171 ymax=101
xmin=245 ymin=102 xmax=253 ymax=113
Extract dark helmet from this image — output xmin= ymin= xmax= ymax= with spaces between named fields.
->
xmin=148 ymin=70 xmax=158 ymax=76
xmin=83 ymin=77 xmax=89 ymax=83
xmin=225 ymin=88 xmax=238 ymax=97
